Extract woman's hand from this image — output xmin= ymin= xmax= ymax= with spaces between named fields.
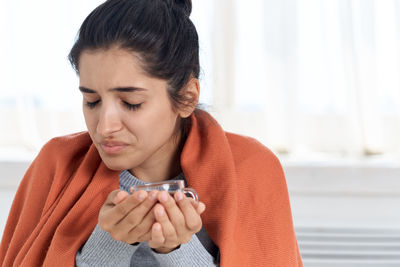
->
xmin=98 ymin=189 xmax=159 ymax=244
xmin=147 ymin=191 xmax=206 ymax=253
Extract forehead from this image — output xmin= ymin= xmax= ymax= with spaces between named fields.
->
xmin=79 ymin=47 xmax=146 ymax=78
xmin=78 ymin=47 xmax=166 ymax=92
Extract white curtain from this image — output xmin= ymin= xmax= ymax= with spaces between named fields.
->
xmin=213 ymin=0 xmax=400 ymax=157
xmin=0 ymin=0 xmax=104 ymax=152
xmin=1 ymin=0 xmax=400 ymax=158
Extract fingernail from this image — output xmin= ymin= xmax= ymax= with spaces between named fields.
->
xmin=175 ymin=192 xmax=183 ymax=201
xmin=136 ymin=192 xmax=146 ymax=201
xmin=160 ymin=192 xmax=168 ymax=203
xmin=154 ymin=223 xmax=161 ymax=231
xmin=149 ymin=191 xmax=157 ymax=201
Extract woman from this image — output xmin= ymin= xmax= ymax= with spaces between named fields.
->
xmin=0 ymin=0 xmax=302 ymax=266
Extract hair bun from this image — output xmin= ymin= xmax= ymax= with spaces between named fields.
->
xmin=170 ymin=0 xmax=192 ymax=17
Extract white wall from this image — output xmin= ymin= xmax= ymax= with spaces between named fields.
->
xmin=284 ymin=159 xmax=400 ymax=228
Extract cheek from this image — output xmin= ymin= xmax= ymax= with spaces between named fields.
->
xmin=126 ymin=104 xmax=178 ymax=142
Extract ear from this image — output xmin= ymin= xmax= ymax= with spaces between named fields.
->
xmin=178 ymin=78 xmax=200 ymax=118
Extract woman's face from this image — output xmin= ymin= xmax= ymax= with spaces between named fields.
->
xmin=78 ymin=47 xmax=182 ymax=179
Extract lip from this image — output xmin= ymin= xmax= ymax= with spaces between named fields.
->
xmin=100 ymin=141 xmax=128 ymax=154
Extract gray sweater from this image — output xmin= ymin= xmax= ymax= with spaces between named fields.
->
xmin=75 ymin=170 xmax=217 ymax=267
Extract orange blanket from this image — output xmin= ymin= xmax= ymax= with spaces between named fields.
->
xmin=0 ymin=110 xmax=302 ymax=266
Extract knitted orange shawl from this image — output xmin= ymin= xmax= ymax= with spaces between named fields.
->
xmin=0 ymin=110 xmax=302 ymax=266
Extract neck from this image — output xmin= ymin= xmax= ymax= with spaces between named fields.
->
xmin=129 ymin=131 xmax=185 ymax=183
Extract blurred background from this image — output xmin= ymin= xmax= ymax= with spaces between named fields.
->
xmin=1 ymin=0 xmax=400 ymax=266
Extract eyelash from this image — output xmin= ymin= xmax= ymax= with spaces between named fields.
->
xmin=86 ymin=100 xmax=100 ymax=109
xmin=85 ymin=100 xmax=142 ymax=111
xmin=124 ymin=102 xmax=142 ymax=111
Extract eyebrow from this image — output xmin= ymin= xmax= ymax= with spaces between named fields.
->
xmin=79 ymin=86 xmax=146 ymax=93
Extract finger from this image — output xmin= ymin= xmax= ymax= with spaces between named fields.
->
xmin=100 ymin=190 xmax=148 ymax=228
xmin=175 ymin=193 xmax=203 ymax=232
xmin=115 ymin=190 xmax=159 ymax=228
xmin=196 ymin=202 xmax=206 ymax=214
xmin=149 ymin=222 xmax=165 ymax=247
xmin=99 ymin=190 xmax=134 ymax=231
xmin=153 ymin=203 xmax=178 ymax=245
xmin=187 ymin=198 xmax=205 ymax=215
xmin=124 ymin=206 xmax=156 ymax=243
xmin=102 ymin=190 xmax=123 ymax=208
xmin=128 ymin=203 xmax=156 ymax=242
xmin=112 ymin=190 xmax=129 ymax=205
xmin=157 ymin=191 xmax=185 ymax=230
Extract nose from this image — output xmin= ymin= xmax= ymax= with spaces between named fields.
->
xmin=96 ymin=102 xmax=123 ymax=137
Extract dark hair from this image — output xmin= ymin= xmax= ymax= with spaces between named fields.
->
xmin=68 ymin=0 xmax=199 ymax=113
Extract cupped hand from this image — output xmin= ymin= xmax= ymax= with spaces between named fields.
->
xmin=147 ymin=191 xmax=206 ymax=253
xmin=98 ymin=189 xmax=159 ymax=244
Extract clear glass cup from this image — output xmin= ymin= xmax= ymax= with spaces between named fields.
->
xmin=130 ymin=180 xmax=199 ymax=201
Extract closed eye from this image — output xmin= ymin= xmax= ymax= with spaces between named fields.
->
xmin=123 ymin=101 xmax=142 ymax=111
xmin=86 ymin=100 xmax=100 ymax=109
xmin=84 ymin=100 xmax=142 ymax=111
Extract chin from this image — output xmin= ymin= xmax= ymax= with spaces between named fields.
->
xmin=100 ymin=154 xmax=140 ymax=172
xmin=103 ymin=162 xmax=126 ymax=171
xmin=99 ymin=155 xmax=127 ymax=170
